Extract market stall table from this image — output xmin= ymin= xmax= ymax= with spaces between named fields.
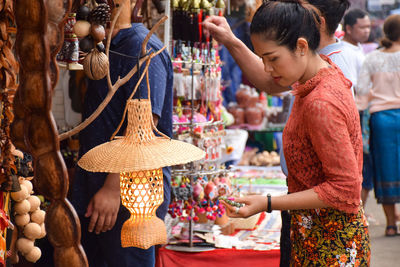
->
xmin=158 ymin=166 xmax=286 ymax=267
xmin=157 ymin=210 xmax=282 ymax=267
xmin=156 ymin=246 xmax=280 ymax=267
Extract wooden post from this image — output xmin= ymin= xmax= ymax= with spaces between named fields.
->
xmin=11 ymin=0 xmax=88 ymax=266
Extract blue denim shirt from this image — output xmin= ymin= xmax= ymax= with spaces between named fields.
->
xmin=70 ymin=24 xmax=173 ymax=220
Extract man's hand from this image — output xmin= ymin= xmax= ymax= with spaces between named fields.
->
xmin=203 ymin=16 xmax=237 ymax=47
xmin=85 ymin=173 xmax=121 ymax=234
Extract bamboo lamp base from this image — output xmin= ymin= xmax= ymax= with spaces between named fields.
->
xmin=121 ymin=216 xmax=167 ymax=249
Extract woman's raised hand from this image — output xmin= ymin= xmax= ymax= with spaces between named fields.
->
xmin=203 ymin=15 xmax=236 ymax=46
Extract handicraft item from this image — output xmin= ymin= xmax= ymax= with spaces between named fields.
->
xmin=78 ymin=60 xmax=205 ymax=250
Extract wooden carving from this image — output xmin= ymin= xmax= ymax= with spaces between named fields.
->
xmin=0 ymin=0 xmax=18 ymax=189
xmin=11 ymin=0 xmax=88 ymax=266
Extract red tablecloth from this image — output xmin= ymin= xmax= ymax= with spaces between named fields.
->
xmin=156 ymin=246 xmax=280 ymax=267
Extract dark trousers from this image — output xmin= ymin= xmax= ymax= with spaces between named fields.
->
xmin=79 ymin=207 xmax=155 ymax=267
xmin=35 ymin=206 xmax=155 ymax=267
xmin=280 ymin=210 xmax=291 ymax=267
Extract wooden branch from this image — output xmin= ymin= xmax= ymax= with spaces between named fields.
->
xmin=59 ymin=10 xmax=168 ymax=141
xmin=141 ymin=15 xmax=168 ymax=56
xmin=105 ymin=5 xmax=122 ymax=92
xmin=58 ymin=56 xmax=148 ymax=141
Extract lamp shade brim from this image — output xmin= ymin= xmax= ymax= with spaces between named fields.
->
xmin=78 ymin=137 xmax=206 ymax=172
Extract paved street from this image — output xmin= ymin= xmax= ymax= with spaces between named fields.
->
xmin=364 ymin=194 xmax=399 ymax=267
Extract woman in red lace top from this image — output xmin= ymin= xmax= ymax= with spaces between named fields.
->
xmin=222 ymin=1 xmax=370 ymax=266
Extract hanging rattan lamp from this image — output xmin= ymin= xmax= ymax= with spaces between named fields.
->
xmin=78 ymin=99 xmax=205 ymax=249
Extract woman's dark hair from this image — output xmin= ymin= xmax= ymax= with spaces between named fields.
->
xmin=380 ymin=14 xmax=400 ymax=48
xmin=344 ymin=8 xmax=368 ymax=29
xmin=308 ymin=0 xmax=350 ymax=36
xmin=250 ymin=0 xmax=321 ymax=52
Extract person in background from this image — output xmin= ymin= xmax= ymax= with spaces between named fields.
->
xmin=342 ymin=8 xmax=371 ymax=90
xmin=361 ymin=21 xmax=383 ymax=54
xmin=70 ymin=0 xmax=173 ymax=266
xmin=219 ymin=3 xmax=252 ymax=106
xmin=221 ymin=1 xmax=370 ymax=265
xmin=358 ymin=14 xmax=400 ymax=237
xmin=342 ymin=8 xmax=375 ymax=221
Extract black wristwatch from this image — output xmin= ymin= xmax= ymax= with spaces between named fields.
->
xmin=267 ymin=193 xmax=272 ymax=213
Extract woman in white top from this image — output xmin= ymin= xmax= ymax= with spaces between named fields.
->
xmin=358 ymin=14 xmax=400 ymax=236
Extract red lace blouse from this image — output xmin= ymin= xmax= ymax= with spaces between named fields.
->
xmin=283 ymin=56 xmax=363 ymax=214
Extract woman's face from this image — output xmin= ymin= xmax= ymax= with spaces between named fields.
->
xmin=251 ymin=34 xmax=307 ymax=87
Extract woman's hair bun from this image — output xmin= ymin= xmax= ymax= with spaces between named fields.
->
xmin=380 ymin=37 xmax=393 ymax=48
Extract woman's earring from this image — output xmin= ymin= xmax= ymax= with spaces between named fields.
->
xmin=300 ymin=51 xmax=305 ymax=56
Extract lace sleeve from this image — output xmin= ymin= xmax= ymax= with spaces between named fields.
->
xmin=305 ymin=100 xmax=361 ymax=214
xmin=356 ymin=57 xmax=372 ymax=96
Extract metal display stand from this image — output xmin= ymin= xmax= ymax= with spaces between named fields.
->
xmin=165 ymin=1 xmax=233 ymax=252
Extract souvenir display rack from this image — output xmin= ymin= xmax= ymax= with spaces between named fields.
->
xmin=167 ymin=1 xmax=242 ymax=252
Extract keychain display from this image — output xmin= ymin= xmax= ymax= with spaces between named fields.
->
xmin=168 ymin=1 xmax=241 ymax=247
xmin=168 ymin=174 xmax=231 ymax=222
xmin=171 ymin=43 xmax=223 ymax=141
xmin=172 ymin=44 xmax=221 ymax=102
xmin=171 ymin=0 xmax=227 ymax=44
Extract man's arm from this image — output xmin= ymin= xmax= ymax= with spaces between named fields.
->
xmin=203 ymin=16 xmax=289 ymax=94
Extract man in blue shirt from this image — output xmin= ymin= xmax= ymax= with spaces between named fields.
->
xmin=70 ymin=1 xmax=173 ymax=266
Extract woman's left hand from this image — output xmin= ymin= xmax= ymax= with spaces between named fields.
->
xmin=221 ymin=194 xmax=268 ymax=218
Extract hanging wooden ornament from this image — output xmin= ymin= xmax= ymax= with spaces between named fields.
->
xmin=83 ymin=48 xmax=109 ymax=80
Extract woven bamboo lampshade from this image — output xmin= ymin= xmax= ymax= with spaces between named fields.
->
xmin=78 ymin=99 xmax=205 ymax=248
xmin=120 ymin=169 xmax=165 ymax=249
xmin=78 ymin=99 xmax=205 ymax=172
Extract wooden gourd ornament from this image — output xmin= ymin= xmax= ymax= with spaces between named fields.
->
xmin=21 ymin=180 xmax=33 ymax=195
xmin=16 ymin=238 xmax=34 ymax=255
xmin=24 ymin=246 xmax=41 ymax=263
xmin=15 ymin=214 xmax=30 ymax=227
xmin=73 ymin=1 xmax=111 ymax=79
xmin=11 ymin=185 xmax=29 ymax=202
xmin=90 ymin=24 xmax=106 ymax=42
xmin=83 ymin=48 xmax=109 ymax=80
xmin=73 ymin=20 xmax=91 ymax=38
xmin=24 ymin=223 xmax=42 ymax=240
xmin=14 ymin=200 xmax=31 ymax=215
xmin=30 ymin=210 xmax=45 ymax=225
xmin=27 ymin=195 xmax=41 ymax=212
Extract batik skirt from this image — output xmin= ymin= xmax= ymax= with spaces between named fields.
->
xmin=290 ymin=207 xmax=370 ymax=267
xmin=370 ymin=108 xmax=400 ymax=204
